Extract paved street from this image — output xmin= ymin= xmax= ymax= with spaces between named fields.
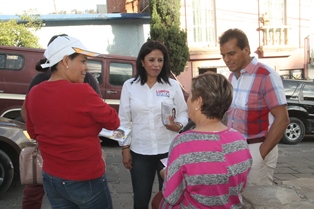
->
xmin=274 ymin=137 xmax=314 ymax=183
xmin=0 ymin=137 xmax=314 ymax=209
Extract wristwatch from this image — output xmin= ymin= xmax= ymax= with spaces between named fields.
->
xmin=176 ymin=122 xmax=184 ymax=133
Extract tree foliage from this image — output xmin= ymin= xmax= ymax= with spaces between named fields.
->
xmin=149 ymin=0 xmax=189 ymax=76
xmin=0 ymin=10 xmax=42 ymax=48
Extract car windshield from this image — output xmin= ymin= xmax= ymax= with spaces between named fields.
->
xmin=283 ymin=80 xmax=299 ymax=97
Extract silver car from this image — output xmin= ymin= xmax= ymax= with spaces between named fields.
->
xmin=0 ymin=117 xmax=31 ymax=196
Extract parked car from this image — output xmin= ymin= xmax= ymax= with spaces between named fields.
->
xmin=282 ymin=79 xmax=314 ymax=144
xmin=0 ymin=116 xmax=31 ymax=196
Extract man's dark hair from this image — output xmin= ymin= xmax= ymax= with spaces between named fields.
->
xmin=218 ymin=28 xmax=251 ymax=53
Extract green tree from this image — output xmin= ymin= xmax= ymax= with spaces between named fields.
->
xmin=0 ymin=11 xmax=42 ymax=48
xmin=149 ymin=0 xmax=189 ymax=76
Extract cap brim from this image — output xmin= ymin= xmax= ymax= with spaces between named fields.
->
xmin=72 ymin=47 xmax=99 ymax=57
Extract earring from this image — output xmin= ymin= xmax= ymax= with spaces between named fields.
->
xmin=66 ymin=66 xmax=69 ymax=69
xmin=195 ymin=107 xmax=198 ymax=111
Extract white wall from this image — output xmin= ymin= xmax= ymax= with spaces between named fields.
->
xmin=34 ymin=24 xmax=150 ymax=56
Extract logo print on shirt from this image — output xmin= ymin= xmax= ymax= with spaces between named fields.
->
xmin=156 ymin=90 xmax=170 ymax=97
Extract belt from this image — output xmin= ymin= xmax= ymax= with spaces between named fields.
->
xmin=247 ymin=137 xmax=265 ymax=144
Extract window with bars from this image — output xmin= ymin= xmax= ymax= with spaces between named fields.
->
xmin=260 ymin=0 xmax=288 ymax=46
xmin=263 ymin=0 xmax=285 ymax=26
xmin=192 ymin=0 xmax=215 ymax=47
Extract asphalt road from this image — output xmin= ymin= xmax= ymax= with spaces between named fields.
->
xmin=0 ymin=137 xmax=314 ymax=209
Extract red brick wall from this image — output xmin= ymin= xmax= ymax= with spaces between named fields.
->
xmin=107 ymin=0 xmax=142 ymax=13
xmin=107 ymin=0 xmax=125 ymax=13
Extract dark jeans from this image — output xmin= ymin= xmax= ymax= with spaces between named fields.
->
xmin=22 ymin=184 xmax=45 ymax=209
xmin=130 ymin=151 xmax=168 ymax=209
xmin=42 ymin=172 xmax=112 ymax=209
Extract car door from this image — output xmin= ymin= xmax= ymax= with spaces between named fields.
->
xmin=300 ymin=83 xmax=314 ymax=116
xmin=104 ymin=61 xmax=134 ymax=112
xmin=87 ymin=58 xmax=134 ymax=112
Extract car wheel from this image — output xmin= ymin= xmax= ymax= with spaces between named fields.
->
xmin=281 ymin=117 xmax=305 ymax=145
xmin=0 ymin=150 xmax=14 ymax=196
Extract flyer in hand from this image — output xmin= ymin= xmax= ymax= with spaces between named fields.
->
xmin=161 ymin=100 xmax=176 ymax=125
xmin=99 ymin=126 xmax=131 ymax=144
xmin=160 ymin=158 xmax=168 ymax=167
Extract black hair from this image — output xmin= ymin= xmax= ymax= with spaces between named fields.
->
xmin=47 ymin=34 xmax=68 ymax=46
xmin=114 ymin=129 xmax=125 ymax=135
xmin=132 ymin=40 xmax=171 ymax=85
xmin=218 ymin=28 xmax=251 ymax=53
xmin=35 ymin=34 xmax=73 ymax=73
xmin=35 ymin=53 xmax=78 ymax=72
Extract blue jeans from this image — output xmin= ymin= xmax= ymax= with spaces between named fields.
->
xmin=130 ymin=151 xmax=168 ymax=209
xmin=42 ymin=171 xmax=113 ymax=209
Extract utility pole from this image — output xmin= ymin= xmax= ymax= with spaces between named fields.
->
xmin=53 ymin=0 xmax=57 ymax=13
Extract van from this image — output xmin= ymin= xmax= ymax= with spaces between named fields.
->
xmin=0 ymin=45 xmax=188 ymax=121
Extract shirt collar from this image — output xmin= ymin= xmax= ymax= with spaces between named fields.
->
xmin=240 ymin=57 xmax=258 ymax=75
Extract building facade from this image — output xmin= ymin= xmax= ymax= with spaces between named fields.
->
xmin=1 ymin=0 xmax=313 ymax=93
xmin=108 ymin=0 xmax=314 ymax=92
xmin=0 ymin=13 xmax=151 ymax=58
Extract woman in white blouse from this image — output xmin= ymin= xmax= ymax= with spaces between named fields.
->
xmin=119 ymin=40 xmax=188 ymax=209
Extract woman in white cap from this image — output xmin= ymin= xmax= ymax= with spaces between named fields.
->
xmin=25 ymin=35 xmax=119 ymax=209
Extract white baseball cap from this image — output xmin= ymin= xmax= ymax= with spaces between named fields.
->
xmin=41 ymin=36 xmax=99 ymax=68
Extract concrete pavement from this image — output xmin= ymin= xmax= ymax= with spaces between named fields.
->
xmin=105 ymin=137 xmax=314 ymax=208
xmin=242 ymin=137 xmax=314 ymax=208
xmin=106 ymin=137 xmax=314 ymax=208
xmin=0 ymin=137 xmax=313 ymax=209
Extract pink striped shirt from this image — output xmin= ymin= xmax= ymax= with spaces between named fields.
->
xmin=160 ymin=128 xmax=252 ymax=208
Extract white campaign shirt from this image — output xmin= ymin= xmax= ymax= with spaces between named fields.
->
xmin=118 ymin=78 xmax=188 ymax=155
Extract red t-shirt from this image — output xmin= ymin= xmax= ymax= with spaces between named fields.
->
xmin=25 ymin=80 xmax=119 ymax=180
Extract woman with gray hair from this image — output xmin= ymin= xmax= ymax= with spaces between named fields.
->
xmin=156 ymin=72 xmax=252 ymax=208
